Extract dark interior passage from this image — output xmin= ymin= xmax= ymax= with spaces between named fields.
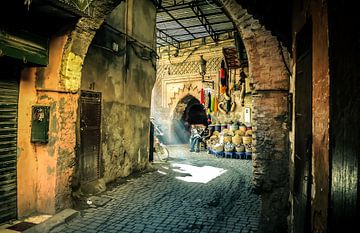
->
xmin=171 ymin=96 xmax=207 ymax=144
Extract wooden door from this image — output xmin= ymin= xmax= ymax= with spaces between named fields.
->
xmin=293 ymin=21 xmax=312 ymax=233
xmin=79 ymin=91 xmax=101 ymax=182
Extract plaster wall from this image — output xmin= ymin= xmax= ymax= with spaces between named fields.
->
xmin=81 ymin=0 xmax=156 ymax=183
xmin=17 ymin=34 xmax=78 ymax=216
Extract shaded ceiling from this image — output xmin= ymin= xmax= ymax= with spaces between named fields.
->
xmin=154 ymin=0 xmax=235 ymax=48
xmin=153 ymin=0 xmax=291 ymax=50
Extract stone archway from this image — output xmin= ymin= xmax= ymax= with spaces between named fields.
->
xmin=218 ymin=1 xmax=290 ymax=232
xmin=56 ymin=1 xmax=289 ymax=231
xmin=169 ymin=94 xmax=207 ymax=144
xmin=168 ymin=83 xmax=202 ymax=114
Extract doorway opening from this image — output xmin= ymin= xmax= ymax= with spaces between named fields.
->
xmin=171 ymin=95 xmax=207 ymax=145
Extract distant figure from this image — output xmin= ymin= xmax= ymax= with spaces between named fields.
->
xmin=189 ymin=125 xmax=202 ymax=152
xmin=201 ymin=126 xmax=212 ymax=149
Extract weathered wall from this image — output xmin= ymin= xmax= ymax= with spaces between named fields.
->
xmin=220 ymin=1 xmax=291 ymax=232
xmin=17 ymin=0 xmax=155 ymax=217
xmin=81 ymin=0 xmax=157 ymax=183
xmin=17 ymin=34 xmax=78 ymax=216
xmin=290 ymin=1 xmax=330 ymax=232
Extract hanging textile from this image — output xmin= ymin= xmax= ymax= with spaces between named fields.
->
xmin=207 ymin=92 xmax=211 ymax=110
xmin=200 ymin=88 xmax=205 ymax=104
xmin=220 ymin=68 xmax=225 ymax=79
xmin=214 ymin=97 xmax=218 ymax=113
xmin=210 ymin=96 xmax=215 ymax=112
xmin=219 ymin=60 xmax=227 ymax=93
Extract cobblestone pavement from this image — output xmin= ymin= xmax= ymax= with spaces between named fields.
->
xmin=51 ymin=145 xmax=261 ymax=233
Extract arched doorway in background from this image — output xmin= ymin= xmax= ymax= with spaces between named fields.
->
xmin=170 ymin=95 xmax=207 ymax=144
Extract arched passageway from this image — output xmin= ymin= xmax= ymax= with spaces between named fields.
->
xmin=170 ymin=95 xmax=207 ymax=144
xmin=1 ymin=0 xmax=289 ymax=232
xmin=1 ymin=0 xmax=357 ymax=233
xmin=152 ymin=1 xmax=290 ymax=232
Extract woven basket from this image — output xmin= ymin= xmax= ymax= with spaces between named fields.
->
xmin=235 ymin=144 xmax=245 ymax=152
xmin=245 ymin=144 xmax=252 ymax=152
xmin=223 ymin=136 xmax=232 ymax=143
xmin=232 ymin=135 xmax=242 ymax=145
xmin=224 ymin=142 xmax=235 ymax=152
xmin=213 ymin=144 xmax=224 ymax=152
xmin=242 ymin=136 xmax=252 ymax=145
xmin=245 ymin=130 xmax=252 ymax=136
xmin=239 ymin=125 xmax=247 ymax=132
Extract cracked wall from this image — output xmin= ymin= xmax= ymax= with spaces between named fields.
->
xmin=81 ymin=0 xmax=156 ymax=183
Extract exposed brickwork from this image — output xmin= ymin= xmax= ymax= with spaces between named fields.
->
xmin=54 ymin=0 xmax=125 ymax=211
xmin=219 ymin=1 xmax=290 ymax=232
xmin=60 ymin=0 xmax=124 ymax=91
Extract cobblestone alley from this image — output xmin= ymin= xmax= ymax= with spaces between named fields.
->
xmin=50 ymin=145 xmax=260 ymax=233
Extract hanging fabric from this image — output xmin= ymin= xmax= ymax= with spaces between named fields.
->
xmin=200 ymin=88 xmax=205 ymax=104
xmin=214 ymin=97 xmax=218 ymax=113
xmin=210 ymin=96 xmax=215 ymax=112
xmin=219 ymin=60 xmax=227 ymax=93
xmin=207 ymin=92 xmax=211 ymax=110
xmin=220 ymin=68 xmax=225 ymax=79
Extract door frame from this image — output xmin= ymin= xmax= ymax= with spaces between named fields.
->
xmin=293 ymin=20 xmax=313 ymax=233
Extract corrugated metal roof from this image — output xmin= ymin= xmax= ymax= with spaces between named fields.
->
xmin=156 ymin=0 xmax=235 ymax=48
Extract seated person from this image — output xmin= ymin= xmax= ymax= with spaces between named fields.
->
xmin=189 ymin=125 xmax=202 ymax=152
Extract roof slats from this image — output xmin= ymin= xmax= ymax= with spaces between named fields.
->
xmin=156 ymin=0 xmax=235 ymax=47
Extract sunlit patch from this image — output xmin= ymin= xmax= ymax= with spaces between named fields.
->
xmin=171 ymin=163 xmax=227 ymax=183
xmin=157 ymin=170 xmax=167 ymax=175
xmin=161 ymin=166 xmax=169 ymax=170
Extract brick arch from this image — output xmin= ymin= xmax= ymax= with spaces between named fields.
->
xmin=60 ymin=0 xmax=124 ymax=90
xmin=219 ymin=0 xmax=290 ymax=232
xmin=54 ymin=0 xmax=125 ymax=211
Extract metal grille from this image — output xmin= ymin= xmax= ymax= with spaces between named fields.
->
xmin=156 ymin=0 xmax=235 ymax=48
xmin=0 ymin=74 xmax=19 ymax=223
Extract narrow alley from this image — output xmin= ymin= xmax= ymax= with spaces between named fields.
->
xmin=50 ymin=146 xmax=259 ymax=233
xmin=0 ymin=1 xmax=359 ymax=233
